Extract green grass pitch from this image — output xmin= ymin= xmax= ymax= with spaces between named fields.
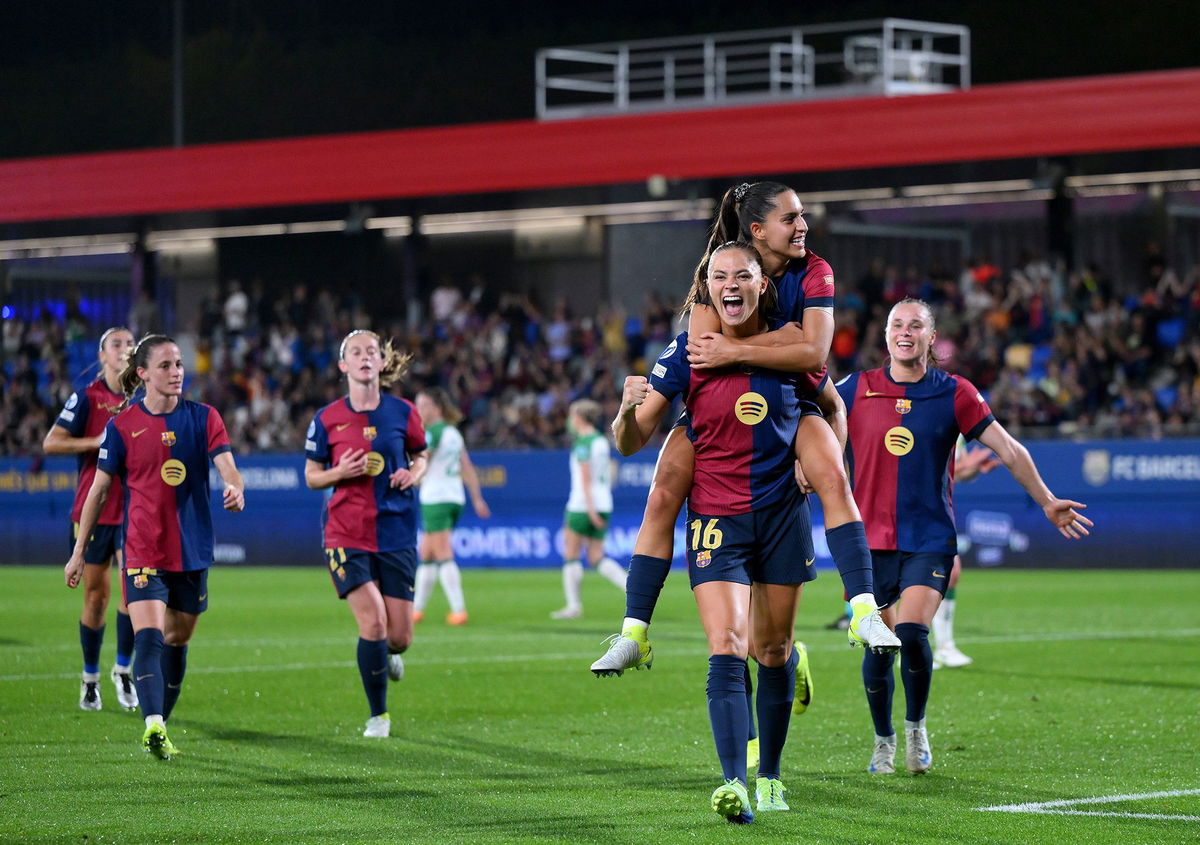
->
xmin=1 ymin=566 xmax=1197 ymax=844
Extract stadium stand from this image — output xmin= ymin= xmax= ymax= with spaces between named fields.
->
xmin=4 ymin=246 xmax=1198 ymax=457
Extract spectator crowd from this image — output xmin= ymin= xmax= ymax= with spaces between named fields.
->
xmin=3 ymin=246 xmax=1200 ymax=458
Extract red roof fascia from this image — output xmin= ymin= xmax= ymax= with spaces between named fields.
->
xmin=1 ymin=68 xmax=1198 ymax=224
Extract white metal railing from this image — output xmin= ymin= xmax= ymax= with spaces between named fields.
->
xmin=536 ymin=19 xmax=969 ymax=120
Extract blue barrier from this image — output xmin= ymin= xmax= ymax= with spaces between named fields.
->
xmin=2 ymin=439 xmax=1197 ymax=568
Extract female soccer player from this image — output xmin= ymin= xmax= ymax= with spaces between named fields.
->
xmin=44 ymin=327 xmax=138 ymax=712
xmin=305 ymin=330 xmax=428 ymax=738
xmin=412 ymin=387 xmax=490 ymax=625
xmin=593 ymin=181 xmax=897 ymax=677
xmin=64 ymin=334 xmax=245 ymax=759
xmin=551 ymin=399 xmax=626 ymax=619
xmin=838 ymin=298 xmax=1091 ymax=775
xmin=615 ymin=242 xmax=817 ymax=823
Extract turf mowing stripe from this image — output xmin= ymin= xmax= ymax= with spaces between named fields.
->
xmin=977 ymin=788 xmax=1200 ymax=821
xmin=5 ymin=627 xmax=1200 ymax=683
xmin=14 ymin=625 xmax=1200 ymax=655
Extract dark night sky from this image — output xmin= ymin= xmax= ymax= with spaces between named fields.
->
xmin=1 ymin=0 xmax=1195 ymax=158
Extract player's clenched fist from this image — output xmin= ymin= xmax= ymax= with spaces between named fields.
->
xmin=622 ymin=376 xmax=651 ymax=411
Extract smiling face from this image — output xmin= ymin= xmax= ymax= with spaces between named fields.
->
xmin=138 ymin=342 xmax=184 ymax=399
xmin=98 ymin=329 xmax=135 ymax=378
xmin=706 ymin=246 xmax=768 ymax=334
xmin=886 ymin=301 xmax=936 ymax=367
xmin=750 ymin=190 xmax=807 ymax=266
xmin=338 ymin=331 xmax=381 ymax=386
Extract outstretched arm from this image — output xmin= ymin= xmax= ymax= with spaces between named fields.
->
xmin=976 ymin=422 xmax=1092 ymax=539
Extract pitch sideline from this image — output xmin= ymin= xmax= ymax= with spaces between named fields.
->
xmin=976 ymin=788 xmax=1200 ymax=822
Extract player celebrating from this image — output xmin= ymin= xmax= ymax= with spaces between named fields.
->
xmin=64 ymin=334 xmax=245 ymax=759
xmin=44 ymin=327 xmax=138 ymax=712
xmin=593 ymin=180 xmax=897 ymax=677
xmin=615 ymin=242 xmax=818 ymax=823
xmin=305 ymin=330 xmax=428 ymax=738
xmin=838 ymin=299 xmax=1091 ymax=775
xmin=413 ymin=387 xmax=490 ymax=626
xmin=551 ymin=399 xmax=626 ymax=620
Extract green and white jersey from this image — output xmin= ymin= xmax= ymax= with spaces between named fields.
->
xmin=419 ymin=421 xmax=466 ymax=506
xmin=567 ymin=431 xmax=613 ymax=513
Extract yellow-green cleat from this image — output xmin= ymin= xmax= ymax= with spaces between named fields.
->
xmin=590 ymin=629 xmax=653 ymax=677
xmin=711 ymin=779 xmax=754 ymax=824
xmin=755 ymin=777 xmax=789 ymax=812
xmin=792 ymin=642 xmax=813 ymax=715
xmin=849 ymin=599 xmax=901 ymax=652
xmin=142 ymin=723 xmax=178 ymax=760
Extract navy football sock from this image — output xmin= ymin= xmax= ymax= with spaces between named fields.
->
xmin=357 ymin=638 xmax=389 ymax=717
xmin=862 ymin=648 xmax=896 ymax=737
xmin=133 ymin=628 xmax=165 ymax=717
xmin=706 ymin=655 xmax=749 ymax=784
xmin=624 ymin=555 xmax=672 ymax=623
xmin=755 ymin=647 xmax=797 ymax=779
xmin=161 ymin=644 xmax=188 ymax=721
xmin=744 ymin=661 xmax=757 ymax=741
xmin=115 ymin=611 xmax=134 ymax=669
xmin=896 ymin=623 xmax=933 ymax=722
xmin=80 ymin=622 xmax=105 ymax=675
xmin=825 ymin=521 xmax=874 ymax=599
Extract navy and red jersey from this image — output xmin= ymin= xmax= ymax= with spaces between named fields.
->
xmin=97 ymin=399 xmax=232 ymax=572
xmin=837 ymin=367 xmax=995 ymax=553
xmin=651 ymin=332 xmax=808 ymax=515
xmin=769 ymin=249 xmax=835 ymax=398
xmin=306 ymin=395 xmax=427 ymax=552
xmin=54 ymin=378 xmax=126 ymax=525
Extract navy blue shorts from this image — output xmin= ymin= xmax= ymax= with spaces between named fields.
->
xmin=123 ymin=567 xmax=209 ymax=615
xmin=871 ymin=551 xmax=955 ymax=607
xmin=71 ymin=522 xmax=123 ymax=565
xmin=686 ymin=489 xmax=817 ymax=589
xmin=326 ymin=547 xmax=416 ymax=601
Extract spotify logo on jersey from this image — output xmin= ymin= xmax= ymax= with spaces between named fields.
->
xmin=884 ymin=426 xmax=915 ymax=456
xmin=734 ymin=392 xmax=768 ymax=425
xmin=160 ymin=459 xmax=188 ymax=486
xmin=365 ymin=451 xmax=386 ymax=476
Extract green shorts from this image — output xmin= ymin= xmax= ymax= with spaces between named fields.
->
xmin=421 ymin=502 xmax=464 ymax=533
xmin=564 ymin=510 xmax=611 ymax=541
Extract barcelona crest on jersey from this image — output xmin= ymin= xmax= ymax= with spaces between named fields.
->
xmin=161 ymin=431 xmax=177 ymax=446
xmin=363 ymin=426 xmax=377 ymax=441
xmin=895 ymin=398 xmax=913 ymax=415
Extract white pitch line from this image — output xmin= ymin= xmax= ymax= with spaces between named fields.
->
xmin=3 ymin=626 xmax=1200 ymax=684
xmin=977 ymin=788 xmax=1200 ymax=822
